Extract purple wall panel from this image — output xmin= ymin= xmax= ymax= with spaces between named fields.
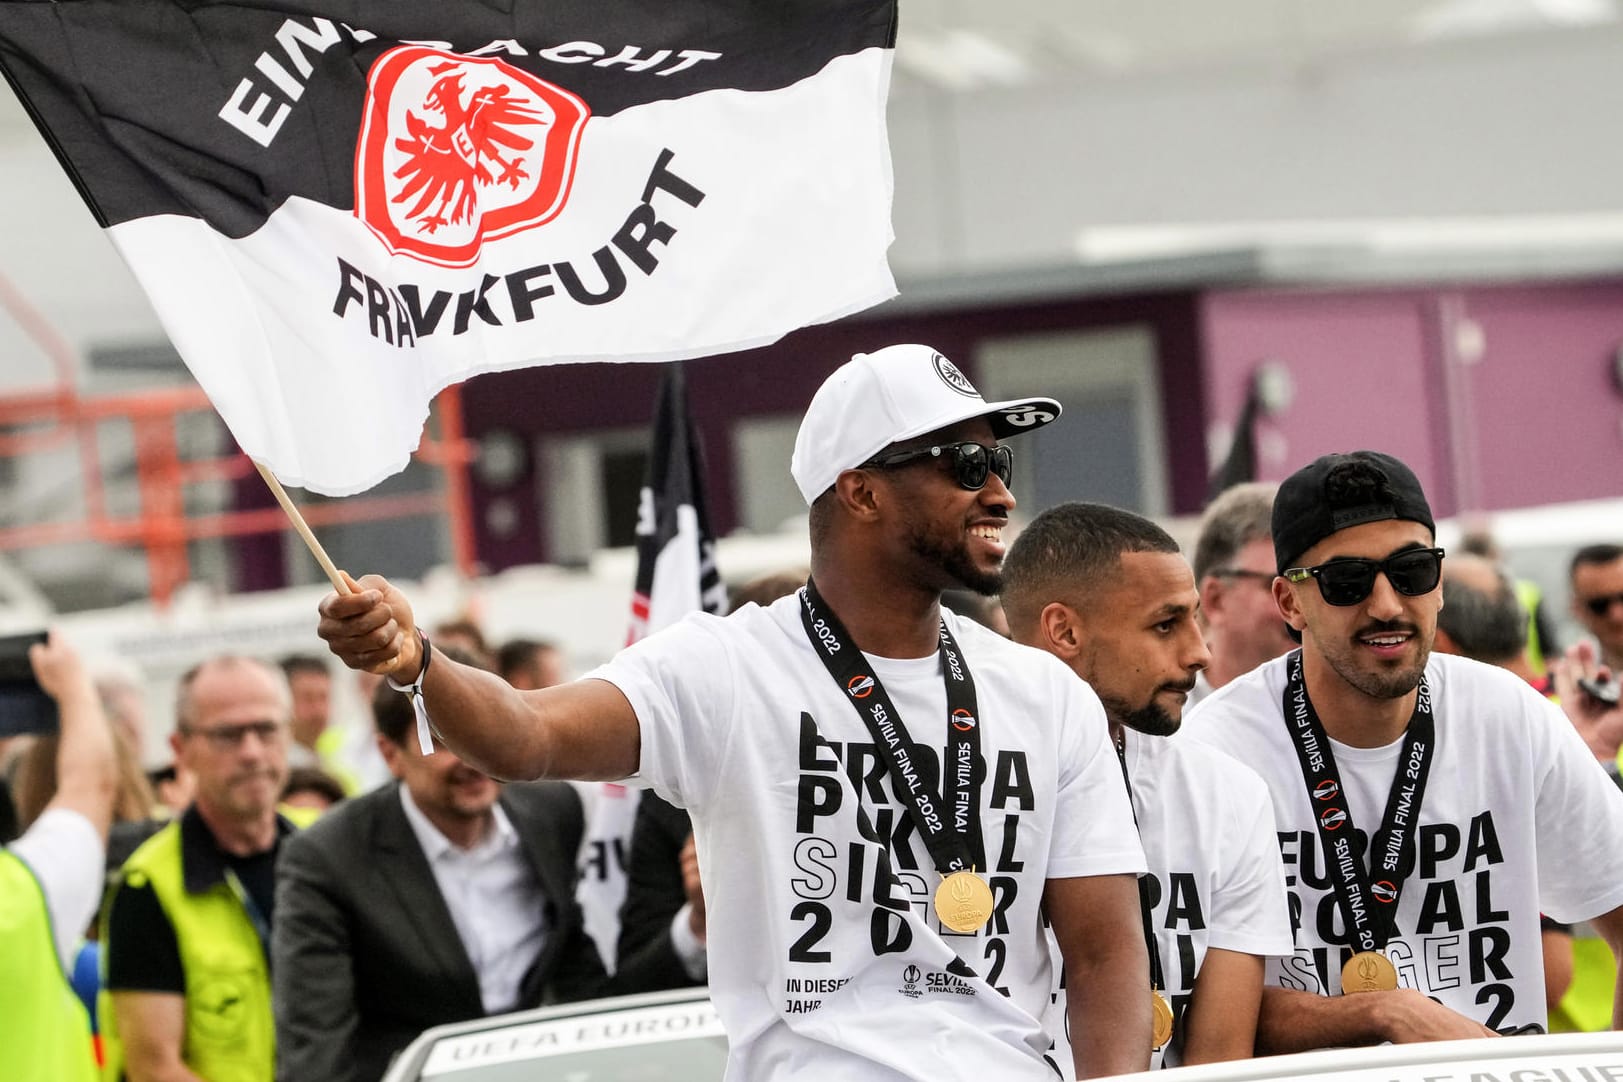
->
xmin=1201 ymin=290 xmax=1452 ymax=513
xmin=1460 ymin=284 xmax=1623 ymax=510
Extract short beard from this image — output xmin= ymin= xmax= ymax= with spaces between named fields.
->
xmin=1100 ymin=692 xmax=1181 ymax=738
xmin=1320 ymin=621 xmax=1433 ymax=701
xmin=907 ymin=523 xmax=1002 ymax=597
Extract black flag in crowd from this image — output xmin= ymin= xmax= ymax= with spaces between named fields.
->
xmin=1207 ymin=380 xmax=1261 ymax=502
xmin=627 ymin=364 xmax=726 ymax=645
xmin=0 ymin=1 xmax=899 ymax=496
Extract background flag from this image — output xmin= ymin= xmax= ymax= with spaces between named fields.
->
xmin=626 ymin=364 xmax=727 ymax=645
xmin=577 ymin=363 xmax=725 ymax=972
xmin=0 ymin=2 xmax=899 ymax=495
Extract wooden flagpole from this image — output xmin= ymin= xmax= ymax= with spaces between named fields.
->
xmin=252 ymin=460 xmax=351 ymax=595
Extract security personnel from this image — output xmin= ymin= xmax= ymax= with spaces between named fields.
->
xmin=0 ymin=634 xmax=117 ymax=1082
xmin=101 ymin=656 xmax=307 ymax=1082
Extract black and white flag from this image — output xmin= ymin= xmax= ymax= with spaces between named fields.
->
xmin=627 ymin=363 xmax=726 ymax=644
xmin=0 ymin=2 xmax=899 ymax=494
xmin=578 ymin=364 xmax=724 ymax=973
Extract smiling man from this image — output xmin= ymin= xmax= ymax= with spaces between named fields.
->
xmin=1002 ymin=503 xmax=1293 ymax=1072
xmin=273 ymin=655 xmax=605 ymax=1082
xmin=317 ymin=344 xmax=1151 ymax=1080
xmin=1185 ymin=451 xmax=1623 ymax=1050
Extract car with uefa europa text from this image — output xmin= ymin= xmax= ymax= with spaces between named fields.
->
xmin=379 ymin=988 xmax=1623 ymax=1082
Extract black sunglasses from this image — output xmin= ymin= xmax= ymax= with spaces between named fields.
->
xmin=1584 ymin=592 xmax=1623 ymax=618
xmin=862 ymin=441 xmax=1013 ymax=491
xmin=1283 ymin=547 xmax=1446 ymax=607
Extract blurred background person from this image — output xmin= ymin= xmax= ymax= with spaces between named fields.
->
xmin=100 ymin=655 xmax=304 ymax=1082
xmin=1571 ymin=544 xmax=1623 ymax=676
xmin=274 ymin=654 xmax=605 ymax=1082
xmin=1189 ymin=483 xmax=1294 ymax=706
xmin=1458 ymin=529 xmax=1559 ymax=678
xmin=0 ymin=633 xmax=116 ymax=1082
xmin=497 ymin=637 xmax=568 ymax=691
xmin=280 ymin=766 xmax=348 ymax=815
xmin=280 ymin=654 xmax=359 ymax=794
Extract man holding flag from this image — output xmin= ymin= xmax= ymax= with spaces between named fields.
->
xmin=320 ymin=344 xmax=1153 ymax=1080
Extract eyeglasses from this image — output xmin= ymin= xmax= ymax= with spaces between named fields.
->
xmin=1214 ymin=568 xmax=1276 ymax=585
xmin=1283 ymin=547 xmax=1445 ymax=607
xmin=1584 ymin=593 xmax=1623 ymax=618
xmin=180 ymin=720 xmax=286 ymax=751
xmin=862 ymin=442 xmax=1014 ymax=491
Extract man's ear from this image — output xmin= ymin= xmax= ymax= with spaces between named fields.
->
xmin=1038 ymin=601 xmax=1087 ymax=661
xmin=1273 ymin=577 xmax=1308 ymax=633
xmin=832 ymin=468 xmax=883 ymax=523
xmin=1198 ymin=575 xmax=1224 ymax=627
xmin=376 ymin=732 xmax=407 ymax=781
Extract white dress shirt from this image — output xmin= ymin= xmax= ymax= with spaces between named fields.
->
xmin=399 ymin=786 xmax=549 ymax=1014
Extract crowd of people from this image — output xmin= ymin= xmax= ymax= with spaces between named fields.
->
xmin=4 ymin=343 xmax=1623 ymax=1080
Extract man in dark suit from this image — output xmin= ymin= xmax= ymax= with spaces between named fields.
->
xmin=272 ymin=658 xmax=607 ymax=1082
xmin=616 ymin=791 xmax=707 ymax=991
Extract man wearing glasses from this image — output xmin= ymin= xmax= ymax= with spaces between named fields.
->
xmin=1570 ymin=543 xmax=1623 ymax=678
xmin=1189 ymin=483 xmax=1296 ymax=706
xmin=318 ymin=344 xmax=1153 ymax=1080
xmin=101 ymin=656 xmax=305 ymax=1082
xmin=1185 ymin=451 xmax=1623 ymax=1049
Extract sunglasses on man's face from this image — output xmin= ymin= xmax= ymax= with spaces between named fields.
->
xmin=1584 ymin=592 xmax=1623 ymax=618
xmin=862 ymin=441 xmax=1014 ymax=492
xmin=1283 ymin=547 xmax=1446 ymax=607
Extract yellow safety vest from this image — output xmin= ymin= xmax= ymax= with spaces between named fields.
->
xmin=99 ymin=807 xmax=318 ymax=1082
xmin=0 ymin=849 xmax=98 ymax=1082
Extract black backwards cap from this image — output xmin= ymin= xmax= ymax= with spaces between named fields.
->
xmin=1271 ymin=451 xmax=1435 ymax=573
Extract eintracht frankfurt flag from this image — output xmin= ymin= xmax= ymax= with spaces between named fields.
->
xmin=577 ymin=364 xmax=724 ymax=972
xmin=0 ymin=2 xmax=899 ymax=495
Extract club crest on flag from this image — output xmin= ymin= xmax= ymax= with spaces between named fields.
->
xmin=355 ymin=47 xmax=590 ymax=267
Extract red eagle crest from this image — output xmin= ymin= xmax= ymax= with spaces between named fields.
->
xmin=355 ymin=49 xmax=591 ymax=267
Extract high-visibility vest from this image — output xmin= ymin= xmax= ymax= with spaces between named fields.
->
xmin=0 ymin=849 xmax=98 ymax=1082
xmin=100 ymin=822 xmax=275 ymax=1082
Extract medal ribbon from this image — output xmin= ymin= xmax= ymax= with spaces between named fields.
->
xmin=1281 ymin=649 xmax=1435 ymax=953
xmin=1114 ymin=736 xmax=1168 ymax=996
xmin=799 ymin=580 xmax=985 ymax=875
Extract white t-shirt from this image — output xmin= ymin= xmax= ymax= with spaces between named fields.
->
xmin=1043 ymin=730 xmax=1294 ymax=1076
xmin=589 ymin=594 xmax=1146 ymax=1082
xmin=1184 ymin=652 xmax=1623 ymax=1031
xmin=9 ymin=808 xmax=104 ymax=973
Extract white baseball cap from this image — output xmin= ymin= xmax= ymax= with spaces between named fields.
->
xmin=790 ymin=344 xmax=1062 ymax=505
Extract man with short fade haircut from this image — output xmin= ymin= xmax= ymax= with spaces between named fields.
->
xmin=1571 ymin=543 xmax=1623 ymax=674
xmin=101 ymin=655 xmax=307 ymax=1082
xmin=1189 ymin=483 xmax=1295 ymax=707
xmin=1184 ymin=450 xmax=1623 ymax=1050
xmin=1002 ymin=502 xmax=1293 ymax=1071
xmin=318 ymin=343 xmax=1152 ymax=1080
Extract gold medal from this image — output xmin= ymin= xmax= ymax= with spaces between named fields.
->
xmin=1150 ymin=989 xmax=1174 ymax=1050
xmin=1340 ymin=950 xmax=1398 ymax=994
xmin=934 ymin=869 xmax=994 ymax=933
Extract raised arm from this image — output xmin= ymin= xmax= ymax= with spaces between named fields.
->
xmin=30 ymin=633 xmax=117 ymax=839
xmin=1045 ymin=873 xmax=1152 ymax=1078
xmin=317 ymin=574 xmax=640 ymax=782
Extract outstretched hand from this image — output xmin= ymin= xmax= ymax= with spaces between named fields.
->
xmin=27 ymin=630 xmax=94 ymax=706
xmin=317 ymin=573 xmax=421 ymax=678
